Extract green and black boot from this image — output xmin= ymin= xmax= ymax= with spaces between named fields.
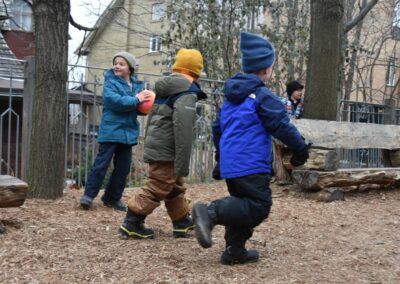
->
xmin=119 ymin=210 xmax=154 ymax=239
xmin=172 ymin=214 xmax=194 ymax=238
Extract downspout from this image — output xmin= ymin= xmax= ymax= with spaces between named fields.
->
xmin=126 ymin=0 xmax=133 ymax=52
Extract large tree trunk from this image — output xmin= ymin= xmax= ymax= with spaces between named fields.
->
xmin=28 ymin=1 xmax=70 ymax=199
xmin=304 ymin=0 xmax=344 ymax=120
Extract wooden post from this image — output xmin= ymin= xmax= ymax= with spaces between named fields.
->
xmin=272 ymin=140 xmax=291 ymax=182
xmin=382 ymin=99 xmax=397 ymax=166
xmin=383 ymin=99 xmax=396 ymax=125
xmin=21 ymin=57 xmax=35 ymax=181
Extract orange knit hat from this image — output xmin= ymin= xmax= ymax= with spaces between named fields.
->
xmin=172 ymin=48 xmax=204 ymax=78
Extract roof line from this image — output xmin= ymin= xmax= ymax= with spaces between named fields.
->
xmin=75 ymin=0 xmax=125 ymax=55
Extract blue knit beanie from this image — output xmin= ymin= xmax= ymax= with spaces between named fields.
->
xmin=240 ymin=32 xmax=275 ymax=73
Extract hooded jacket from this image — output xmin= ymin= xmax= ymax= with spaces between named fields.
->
xmin=280 ymin=96 xmax=304 ymax=119
xmin=144 ymin=73 xmax=206 ymax=176
xmin=212 ymin=73 xmax=306 ymax=179
xmin=97 ymin=69 xmax=144 ymax=145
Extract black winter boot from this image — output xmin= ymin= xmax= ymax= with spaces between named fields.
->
xmin=220 ymin=246 xmax=259 ymax=265
xmin=192 ymin=202 xmax=217 ymax=248
xmin=172 ymin=215 xmax=194 ymax=238
xmin=101 ymin=196 xmax=127 ymax=212
xmin=119 ymin=210 xmax=154 ymax=239
xmin=80 ymin=195 xmax=93 ymax=210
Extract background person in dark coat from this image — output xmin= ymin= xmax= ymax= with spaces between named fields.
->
xmin=281 ymin=80 xmax=305 ymax=119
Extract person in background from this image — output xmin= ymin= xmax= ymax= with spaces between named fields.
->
xmin=80 ymin=52 xmax=152 ymax=211
xmin=281 ymin=80 xmax=305 ymax=119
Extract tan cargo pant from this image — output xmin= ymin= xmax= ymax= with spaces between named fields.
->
xmin=128 ymin=161 xmax=190 ymax=221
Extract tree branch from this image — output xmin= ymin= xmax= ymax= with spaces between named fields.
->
xmin=344 ymin=0 xmax=378 ymax=33
xmin=69 ymin=15 xmax=97 ymax=31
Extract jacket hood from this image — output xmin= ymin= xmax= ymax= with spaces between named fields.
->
xmin=224 ymin=73 xmax=265 ymax=104
xmin=154 ymin=73 xmax=192 ymax=98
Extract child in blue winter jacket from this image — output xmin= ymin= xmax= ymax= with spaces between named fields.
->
xmin=192 ymin=32 xmax=309 ymax=265
xmin=80 ymin=52 xmax=152 ymax=211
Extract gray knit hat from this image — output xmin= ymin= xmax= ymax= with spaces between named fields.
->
xmin=113 ymin=52 xmax=138 ymax=74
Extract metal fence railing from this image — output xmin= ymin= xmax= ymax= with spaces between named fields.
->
xmin=338 ymin=100 xmax=399 ymax=168
xmin=2 ymin=57 xmax=399 ymax=187
xmin=0 ymin=59 xmax=24 ymax=178
xmin=65 ymin=65 xmax=225 ymax=188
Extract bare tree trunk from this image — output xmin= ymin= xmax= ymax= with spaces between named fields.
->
xmin=304 ymin=0 xmax=344 ymax=121
xmin=343 ymin=0 xmax=366 ymax=110
xmin=28 ymin=0 xmax=70 ymax=199
xmin=296 ymin=2 xmax=310 ymax=80
xmin=287 ymin=0 xmax=299 ymax=81
xmin=339 ymin=0 xmax=357 ymax=122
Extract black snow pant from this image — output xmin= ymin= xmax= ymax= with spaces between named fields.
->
xmin=213 ymin=173 xmax=272 ymax=254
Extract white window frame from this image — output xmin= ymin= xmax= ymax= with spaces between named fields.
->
xmin=9 ymin=0 xmax=32 ymax=31
xmin=386 ymin=57 xmax=397 ymax=87
xmin=151 ymin=2 xmax=165 ymax=22
xmin=149 ymin=36 xmax=162 ymax=53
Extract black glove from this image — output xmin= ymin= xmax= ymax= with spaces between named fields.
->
xmin=212 ymin=162 xmax=222 ymax=180
xmin=290 ymin=144 xmax=310 ymax=167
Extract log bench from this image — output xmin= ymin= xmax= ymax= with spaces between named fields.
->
xmin=0 ymin=175 xmax=28 ymax=233
xmin=274 ymin=119 xmax=400 ymax=201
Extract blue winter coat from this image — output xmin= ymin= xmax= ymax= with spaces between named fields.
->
xmin=212 ymin=73 xmax=307 ymax=179
xmin=97 ymin=69 xmax=144 ymax=145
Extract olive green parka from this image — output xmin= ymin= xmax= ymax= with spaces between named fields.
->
xmin=144 ymin=73 xmax=206 ymax=176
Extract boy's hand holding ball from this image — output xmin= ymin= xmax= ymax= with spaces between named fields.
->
xmin=136 ymin=90 xmax=155 ymax=114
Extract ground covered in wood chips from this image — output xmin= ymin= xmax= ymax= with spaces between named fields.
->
xmin=1 ymin=182 xmax=400 ymax=283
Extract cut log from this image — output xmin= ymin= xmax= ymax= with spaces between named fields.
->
xmin=291 ymin=168 xmax=400 ymax=191
xmin=291 ymin=119 xmax=400 ymax=150
xmin=0 ymin=175 xmax=28 ymax=208
xmin=389 ymin=150 xmax=400 ymax=167
xmin=283 ymin=149 xmax=340 ymax=171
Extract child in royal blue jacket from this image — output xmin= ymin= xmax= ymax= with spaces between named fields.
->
xmin=80 ymin=52 xmax=152 ymax=211
xmin=192 ymin=32 xmax=309 ymax=265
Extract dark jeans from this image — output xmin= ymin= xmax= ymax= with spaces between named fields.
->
xmin=213 ymin=173 xmax=272 ymax=253
xmin=84 ymin=142 xmax=132 ymax=202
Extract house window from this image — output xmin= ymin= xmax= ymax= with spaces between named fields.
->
xmin=394 ymin=2 xmax=400 ymax=27
xmin=152 ymin=3 xmax=165 ymax=21
xmin=10 ymin=0 xmax=32 ymax=31
xmin=386 ymin=57 xmax=397 ymax=87
xmin=149 ymin=36 xmax=162 ymax=53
